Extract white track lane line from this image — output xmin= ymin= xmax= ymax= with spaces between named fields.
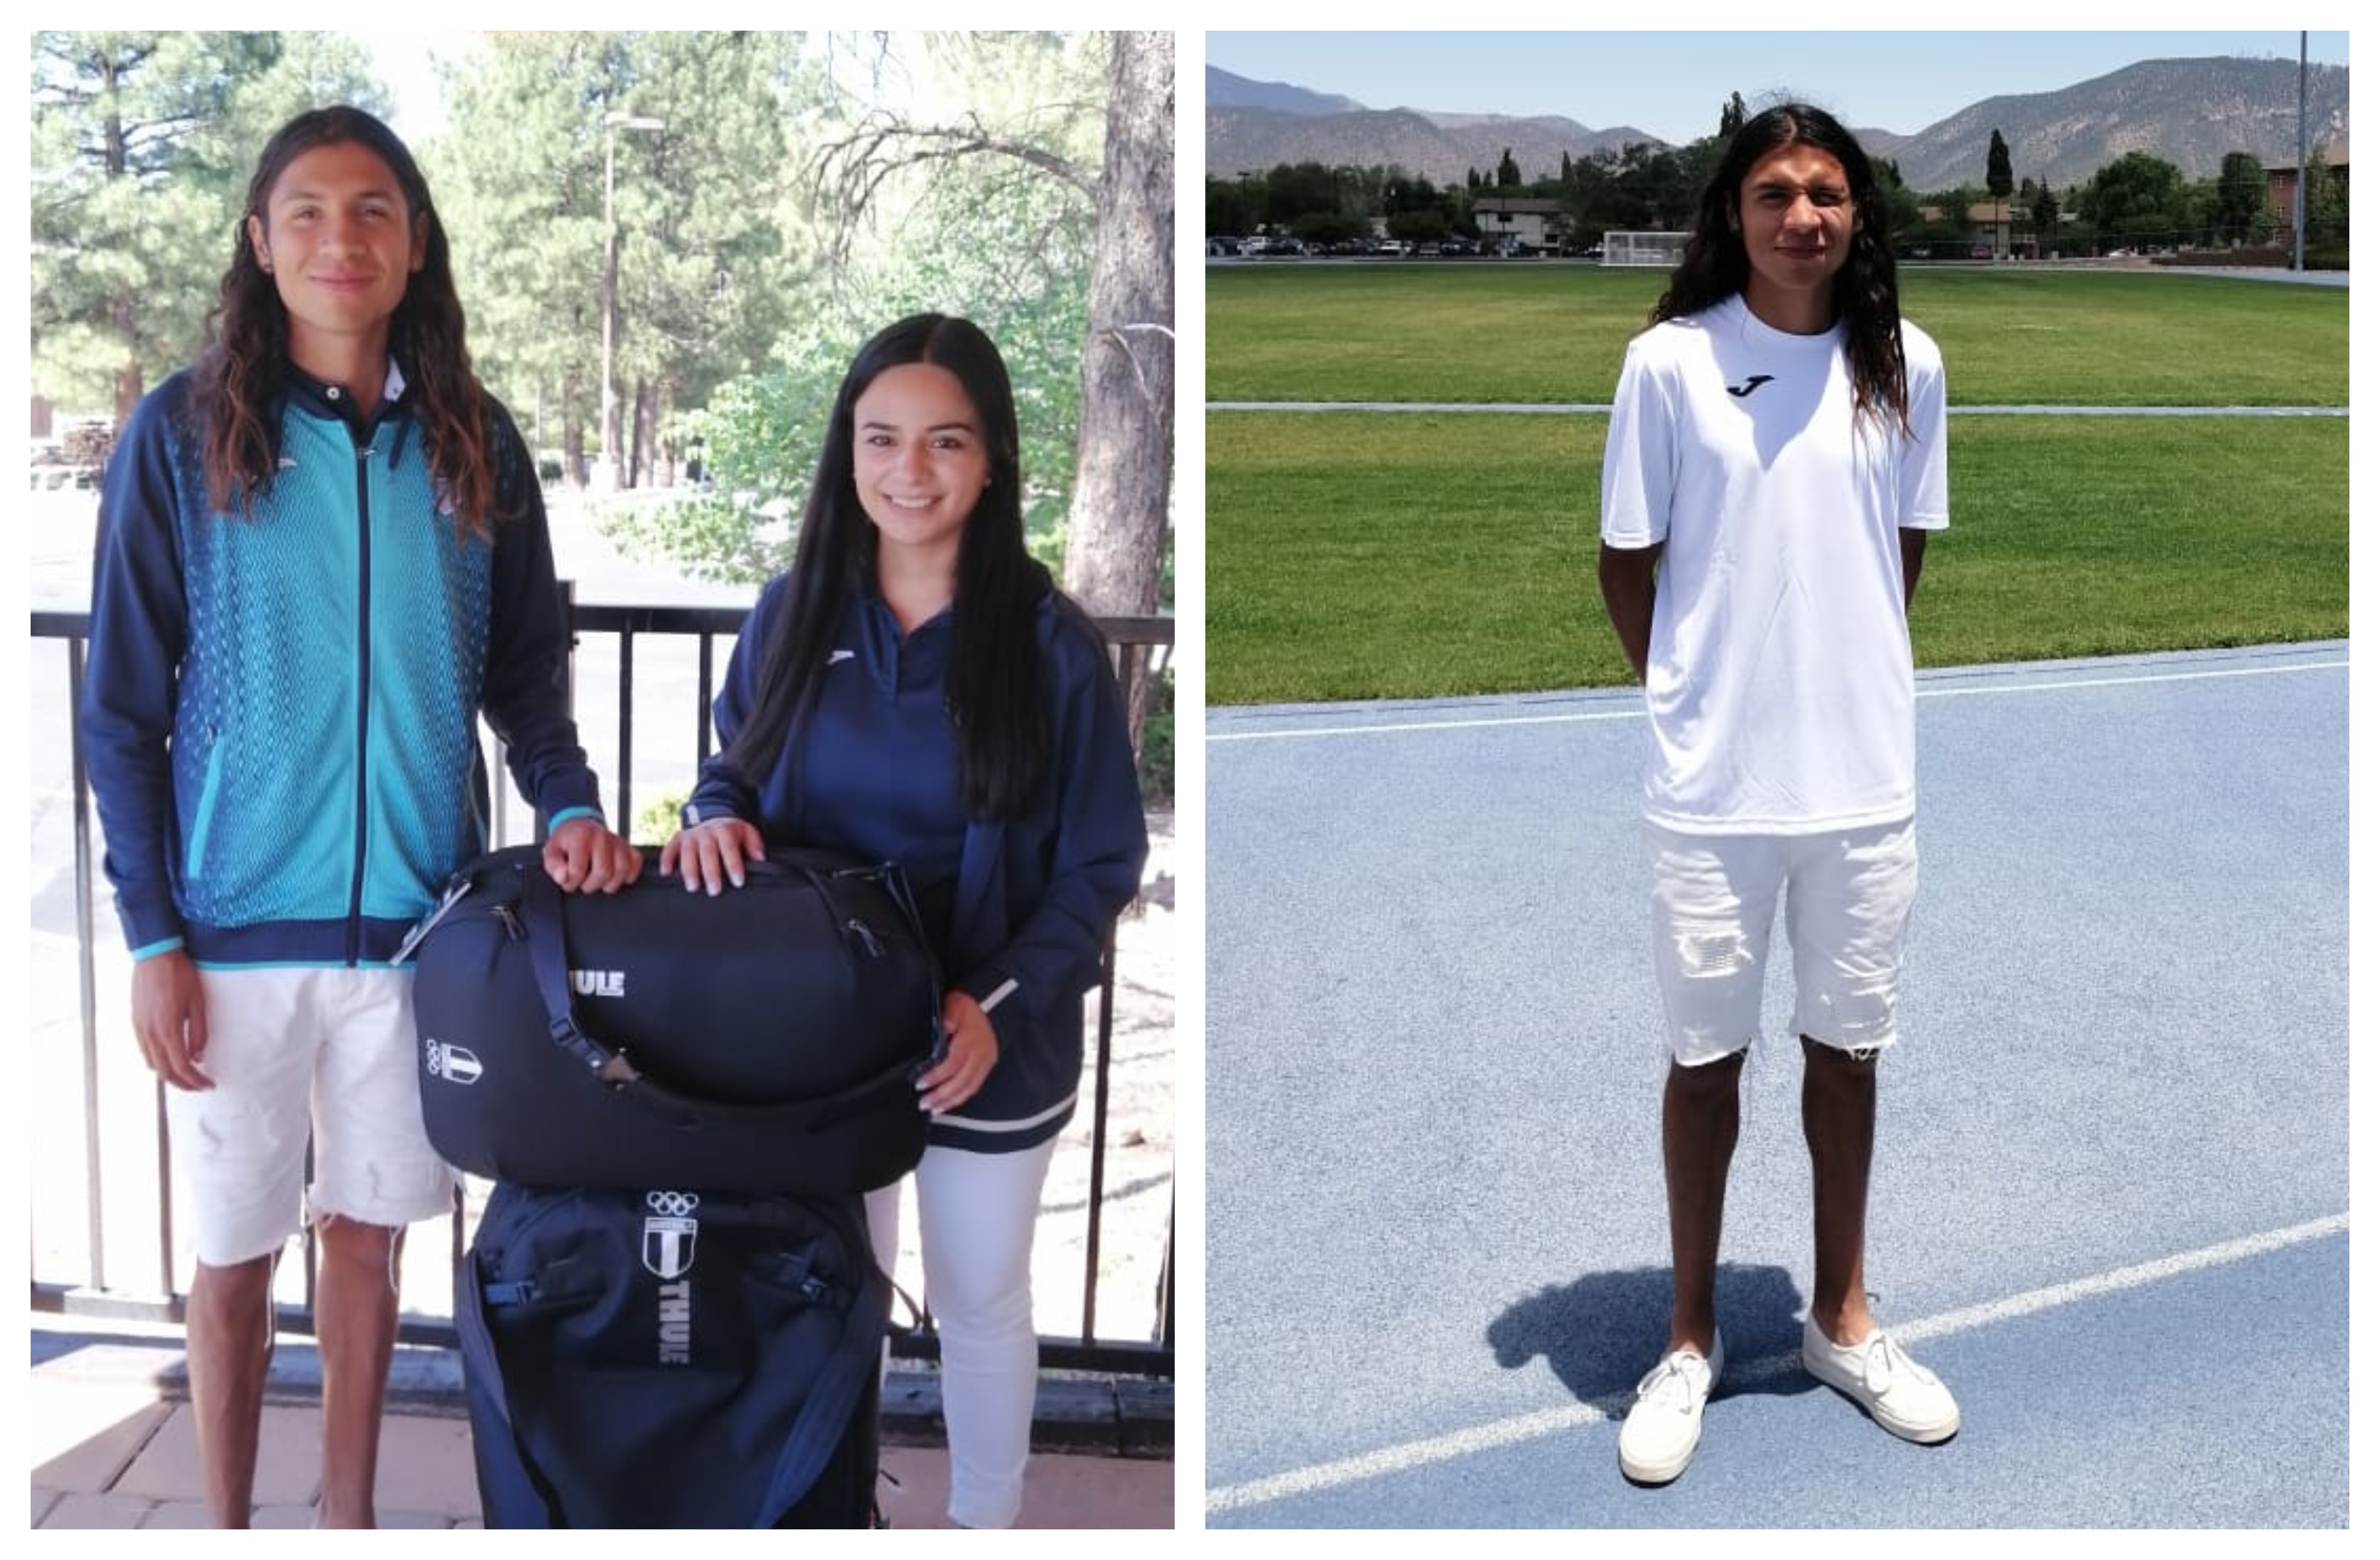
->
xmin=1206 ymin=402 xmax=2348 ymax=418
xmin=1207 ymin=659 xmax=2346 ymax=743
xmin=1205 ymin=1212 xmax=2347 ymax=1516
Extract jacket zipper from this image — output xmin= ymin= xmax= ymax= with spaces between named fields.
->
xmin=345 ymin=434 xmax=374 ymax=967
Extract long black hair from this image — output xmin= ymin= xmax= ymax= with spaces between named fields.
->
xmin=194 ymin=104 xmax=502 ymax=532
xmin=1652 ymin=101 xmax=1911 ymax=432
xmin=721 ymin=313 xmax=1054 ymax=821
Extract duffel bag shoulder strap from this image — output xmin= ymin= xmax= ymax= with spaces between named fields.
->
xmin=518 ymin=862 xmax=928 ymax=1130
xmin=520 ymin=860 xmax=644 ymax=1085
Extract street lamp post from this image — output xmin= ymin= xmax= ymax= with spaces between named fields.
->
xmin=599 ymin=110 xmax=666 ymax=492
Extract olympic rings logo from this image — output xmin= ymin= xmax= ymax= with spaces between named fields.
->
xmin=646 ymin=1190 xmax=700 ymax=1218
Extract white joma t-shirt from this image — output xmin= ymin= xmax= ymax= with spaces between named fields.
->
xmin=1599 ymin=294 xmax=1948 ymax=835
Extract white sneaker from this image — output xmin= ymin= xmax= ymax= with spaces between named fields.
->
xmin=1616 ymin=1331 xmax=1724 ymax=1484
xmin=1800 ymin=1314 xmax=1960 ymax=1443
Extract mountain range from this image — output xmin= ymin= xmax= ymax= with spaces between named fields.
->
xmin=1208 ymin=58 xmax=2349 ymax=192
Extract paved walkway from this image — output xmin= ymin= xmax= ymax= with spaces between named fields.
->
xmin=31 ymin=1323 xmax=1172 ymax=1529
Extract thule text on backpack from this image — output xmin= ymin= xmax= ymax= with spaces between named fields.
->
xmin=657 ymin=1280 xmax=692 ymax=1365
xmin=645 ymin=1192 xmax=698 ymax=1365
xmin=571 ymin=968 xmax=626 ymax=998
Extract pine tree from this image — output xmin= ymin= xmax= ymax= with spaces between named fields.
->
xmin=30 ymin=31 xmax=382 ymax=424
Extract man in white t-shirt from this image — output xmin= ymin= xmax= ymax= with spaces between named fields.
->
xmin=1598 ymin=102 xmax=1959 ymax=1486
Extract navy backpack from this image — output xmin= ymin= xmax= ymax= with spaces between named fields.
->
xmin=458 ymin=1182 xmax=887 ymax=1528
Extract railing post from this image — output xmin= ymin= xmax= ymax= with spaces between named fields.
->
xmin=65 ymin=635 xmax=106 ymax=1292
xmin=615 ymin=620 xmax=636 ymax=829
xmin=31 ymin=605 xmax=1172 ymax=1378
xmin=696 ymin=634 xmax=717 ymax=763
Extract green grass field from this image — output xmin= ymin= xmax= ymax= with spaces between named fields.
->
xmin=1205 ymin=265 xmax=2349 ymax=407
xmin=1205 ymin=265 xmax=2349 ymax=705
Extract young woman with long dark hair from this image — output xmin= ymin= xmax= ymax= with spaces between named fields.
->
xmin=80 ymin=105 xmax=641 ymax=1526
xmin=661 ymin=312 xmax=1148 ymax=1528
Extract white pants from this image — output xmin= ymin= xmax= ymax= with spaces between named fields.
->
xmin=866 ymin=1137 xmax=1059 ymax=1529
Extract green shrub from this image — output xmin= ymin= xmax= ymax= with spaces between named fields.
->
xmin=634 ymin=789 xmax=689 ymax=849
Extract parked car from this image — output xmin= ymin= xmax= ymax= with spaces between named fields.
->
xmin=1206 ymin=236 xmax=1242 ymax=257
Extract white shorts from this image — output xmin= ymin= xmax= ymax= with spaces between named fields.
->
xmin=1642 ymin=817 xmax=1919 ymax=1067
xmin=166 ymin=966 xmax=459 ymax=1267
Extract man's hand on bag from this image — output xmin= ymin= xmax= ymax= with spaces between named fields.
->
xmin=658 ymin=816 xmax=766 ymax=896
xmin=917 ymin=991 xmax=998 ymax=1115
xmin=132 ymin=950 xmax=211 ymax=1092
xmin=543 ymin=816 xmax=645 ymax=894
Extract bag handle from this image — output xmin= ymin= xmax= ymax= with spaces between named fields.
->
xmin=519 ymin=863 xmax=932 ymax=1133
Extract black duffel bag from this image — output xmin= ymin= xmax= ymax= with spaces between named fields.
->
xmin=404 ymin=843 xmax=943 ymax=1196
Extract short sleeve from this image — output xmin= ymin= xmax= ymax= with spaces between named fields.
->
xmin=1601 ymin=334 xmax=1676 ymax=548
xmin=1899 ymin=329 xmax=1950 ymax=531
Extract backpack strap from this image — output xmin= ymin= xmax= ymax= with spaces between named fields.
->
xmin=752 ymin=1196 xmax=892 ymax=1526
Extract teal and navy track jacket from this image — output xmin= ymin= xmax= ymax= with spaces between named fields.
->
xmin=80 ymin=362 xmax=604 ymax=968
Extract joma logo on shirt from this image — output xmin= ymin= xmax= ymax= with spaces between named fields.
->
xmin=570 ymin=968 xmax=625 ymax=998
xmin=1726 ymin=375 xmax=1776 ymax=398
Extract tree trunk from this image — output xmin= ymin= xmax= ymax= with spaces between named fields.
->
xmin=631 ymin=378 xmax=658 ymax=489
xmin=562 ymin=372 xmax=588 ymax=491
xmin=1064 ymin=31 xmax=1175 ymax=752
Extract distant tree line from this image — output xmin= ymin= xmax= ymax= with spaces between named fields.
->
xmin=1207 ymin=95 xmax=2349 ymax=263
xmin=30 ymin=30 xmax=1179 ymax=633
xmin=1206 ymin=138 xmax=1734 ymax=249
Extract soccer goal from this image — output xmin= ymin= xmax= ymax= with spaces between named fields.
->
xmin=1603 ymin=231 xmax=1688 ymax=268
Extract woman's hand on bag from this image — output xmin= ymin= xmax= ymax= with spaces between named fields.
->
xmin=544 ymin=816 xmax=645 ymax=894
xmin=658 ymin=816 xmax=766 ymax=895
xmin=917 ymin=990 xmax=998 ymax=1115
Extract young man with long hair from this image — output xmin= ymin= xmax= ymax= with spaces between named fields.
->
xmin=662 ymin=313 xmax=1148 ymax=1527
xmin=79 ymin=105 xmax=642 ymax=1526
xmin=1598 ymin=102 xmax=1959 ymax=1485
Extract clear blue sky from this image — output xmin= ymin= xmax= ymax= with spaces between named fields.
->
xmin=1203 ymin=32 xmax=2349 ymax=149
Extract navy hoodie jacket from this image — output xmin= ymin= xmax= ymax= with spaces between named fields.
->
xmin=685 ymin=565 xmax=1149 ymax=1153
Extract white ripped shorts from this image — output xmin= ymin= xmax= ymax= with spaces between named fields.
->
xmin=1642 ymin=816 xmax=1919 ymax=1067
xmin=166 ymin=965 xmax=459 ymax=1267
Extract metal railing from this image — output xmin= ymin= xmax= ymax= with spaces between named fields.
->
xmin=29 ymin=594 xmax=1174 ymax=1379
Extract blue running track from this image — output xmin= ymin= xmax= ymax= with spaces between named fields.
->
xmin=1204 ymin=642 xmax=2347 ymax=1527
